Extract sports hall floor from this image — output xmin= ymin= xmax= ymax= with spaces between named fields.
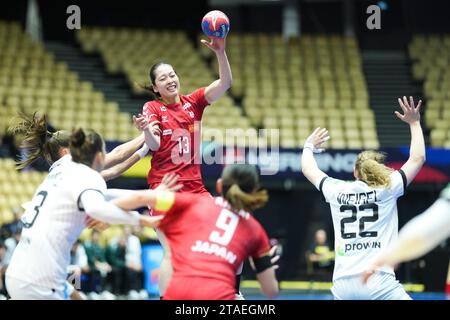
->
xmin=241 ymin=291 xmax=449 ymax=300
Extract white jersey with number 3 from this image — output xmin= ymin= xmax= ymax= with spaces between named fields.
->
xmin=6 ymin=157 xmax=106 ymax=292
xmin=318 ymin=170 xmax=407 ymax=281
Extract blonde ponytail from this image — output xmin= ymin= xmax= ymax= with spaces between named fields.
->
xmin=225 ymin=184 xmax=268 ymax=212
xmin=356 ymin=150 xmax=393 ymax=188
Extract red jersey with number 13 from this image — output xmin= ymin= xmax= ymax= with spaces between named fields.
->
xmin=142 ymin=87 xmax=209 ymax=186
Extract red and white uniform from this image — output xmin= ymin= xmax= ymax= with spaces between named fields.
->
xmin=142 ymin=88 xmax=209 ymax=194
xmin=156 ymin=194 xmax=270 ymax=300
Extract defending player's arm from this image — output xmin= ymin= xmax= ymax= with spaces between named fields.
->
xmin=380 ymin=198 xmax=450 ymax=264
xmin=250 ymin=252 xmax=279 ymax=298
xmin=103 ymin=133 xmax=145 ymax=169
xmin=110 ymin=173 xmax=182 ymax=211
xmin=85 ymin=188 xmax=144 ymax=231
xmin=202 ymin=38 xmax=232 ymax=104
xmin=396 ymin=96 xmax=426 ymax=186
xmin=363 ymin=189 xmax=450 ymax=284
xmin=101 ymin=143 xmax=150 ymax=181
xmin=143 ymin=121 xmax=161 ymax=151
xmin=110 ymin=190 xmax=176 ymax=213
xmin=301 ymin=127 xmax=330 ymax=188
xmin=79 ymin=190 xmax=162 ymax=228
xmin=133 ymin=112 xmax=161 ymax=151
xmin=249 ymin=230 xmax=280 ymax=298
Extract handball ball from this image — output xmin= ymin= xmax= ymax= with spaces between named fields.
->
xmin=201 ymin=10 xmax=230 ymax=39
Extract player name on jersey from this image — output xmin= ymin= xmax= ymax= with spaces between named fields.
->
xmin=191 ymin=240 xmax=237 ymax=264
xmin=337 ymin=190 xmax=378 ymax=205
xmin=215 ymin=197 xmax=250 ymax=219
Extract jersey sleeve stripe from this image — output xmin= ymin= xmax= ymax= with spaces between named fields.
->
xmin=77 ymin=189 xmax=104 ymax=211
xmin=398 ymin=169 xmax=407 ymax=192
xmin=319 ymin=176 xmax=328 ymax=193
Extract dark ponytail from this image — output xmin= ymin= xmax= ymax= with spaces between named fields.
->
xmin=70 ymin=128 xmax=104 ymax=167
xmin=221 ymin=164 xmax=269 ymax=212
xmin=8 ymin=112 xmax=69 ymax=169
xmin=225 ymin=184 xmax=268 ymax=212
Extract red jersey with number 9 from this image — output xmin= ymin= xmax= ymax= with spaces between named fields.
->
xmin=142 ymin=87 xmax=209 ymax=187
xmin=157 ymin=194 xmax=271 ymax=300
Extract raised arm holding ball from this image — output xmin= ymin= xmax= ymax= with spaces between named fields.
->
xmin=132 ymin=10 xmax=234 ymax=298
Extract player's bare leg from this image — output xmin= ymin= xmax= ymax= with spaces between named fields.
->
xmin=155 ymin=229 xmax=173 ymax=298
xmin=446 ymin=259 xmax=450 ymax=295
xmin=70 ymin=290 xmax=85 ymax=300
xmin=235 ymin=263 xmax=245 ymax=300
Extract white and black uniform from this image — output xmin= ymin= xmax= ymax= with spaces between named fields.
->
xmin=6 ymin=159 xmax=141 ymax=300
xmin=316 ymin=170 xmax=411 ymax=300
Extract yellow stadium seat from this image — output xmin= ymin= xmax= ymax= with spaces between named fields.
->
xmin=347 ymin=139 xmax=363 ymax=149
xmin=344 ymin=118 xmax=359 ymax=129
xmin=281 ymin=138 xmax=299 ymax=148
xmin=363 ymin=139 xmax=380 ymax=149
xmin=330 ymin=139 xmax=346 ymax=149
xmin=345 ymin=128 xmax=360 ymax=140
xmin=431 ymin=130 xmax=446 ymax=147
xmin=362 ymin=129 xmax=378 ymax=140
xmin=435 ymin=119 xmax=450 ymax=130
xmin=328 ymin=118 xmax=342 ymax=129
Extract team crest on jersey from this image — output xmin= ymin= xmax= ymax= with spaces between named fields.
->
xmin=160 ymin=106 xmax=167 ymax=111
xmin=183 ymin=102 xmax=192 ymax=110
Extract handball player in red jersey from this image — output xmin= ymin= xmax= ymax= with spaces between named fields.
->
xmin=133 ymin=37 xmax=232 ymax=194
xmin=132 ymin=37 xmax=233 ymax=297
xmin=113 ymin=164 xmax=279 ymax=300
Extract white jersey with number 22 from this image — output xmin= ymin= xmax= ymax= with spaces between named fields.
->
xmin=317 ymin=170 xmax=407 ymax=280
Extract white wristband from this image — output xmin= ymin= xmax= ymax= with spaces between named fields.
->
xmin=303 ymin=142 xmax=315 ymax=151
xmin=304 ymin=142 xmax=325 ymax=154
xmin=136 ymin=143 xmax=150 ymax=159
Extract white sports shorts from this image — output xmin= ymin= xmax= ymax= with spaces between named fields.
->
xmin=5 ymin=276 xmax=72 ymax=300
xmin=331 ymin=272 xmax=411 ymax=300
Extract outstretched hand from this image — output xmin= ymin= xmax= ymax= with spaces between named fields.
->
xmin=268 ymin=245 xmax=280 ymax=270
xmin=201 ymin=37 xmax=226 ymax=53
xmin=154 ymin=173 xmax=183 ymax=193
xmin=249 ymin=245 xmax=281 ymax=272
xmin=396 ymin=96 xmax=422 ymax=124
xmin=139 ymin=214 xmax=164 ymax=228
xmin=133 ymin=114 xmax=161 ymax=136
xmin=361 ymin=262 xmax=382 ymax=285
xmin=304 ymin=127 xmax=330 ymax=153
xmin=85 ymin=216 xmax=110 ymax=232
xmin=133 ymin=113 xmax=148 ymax=131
